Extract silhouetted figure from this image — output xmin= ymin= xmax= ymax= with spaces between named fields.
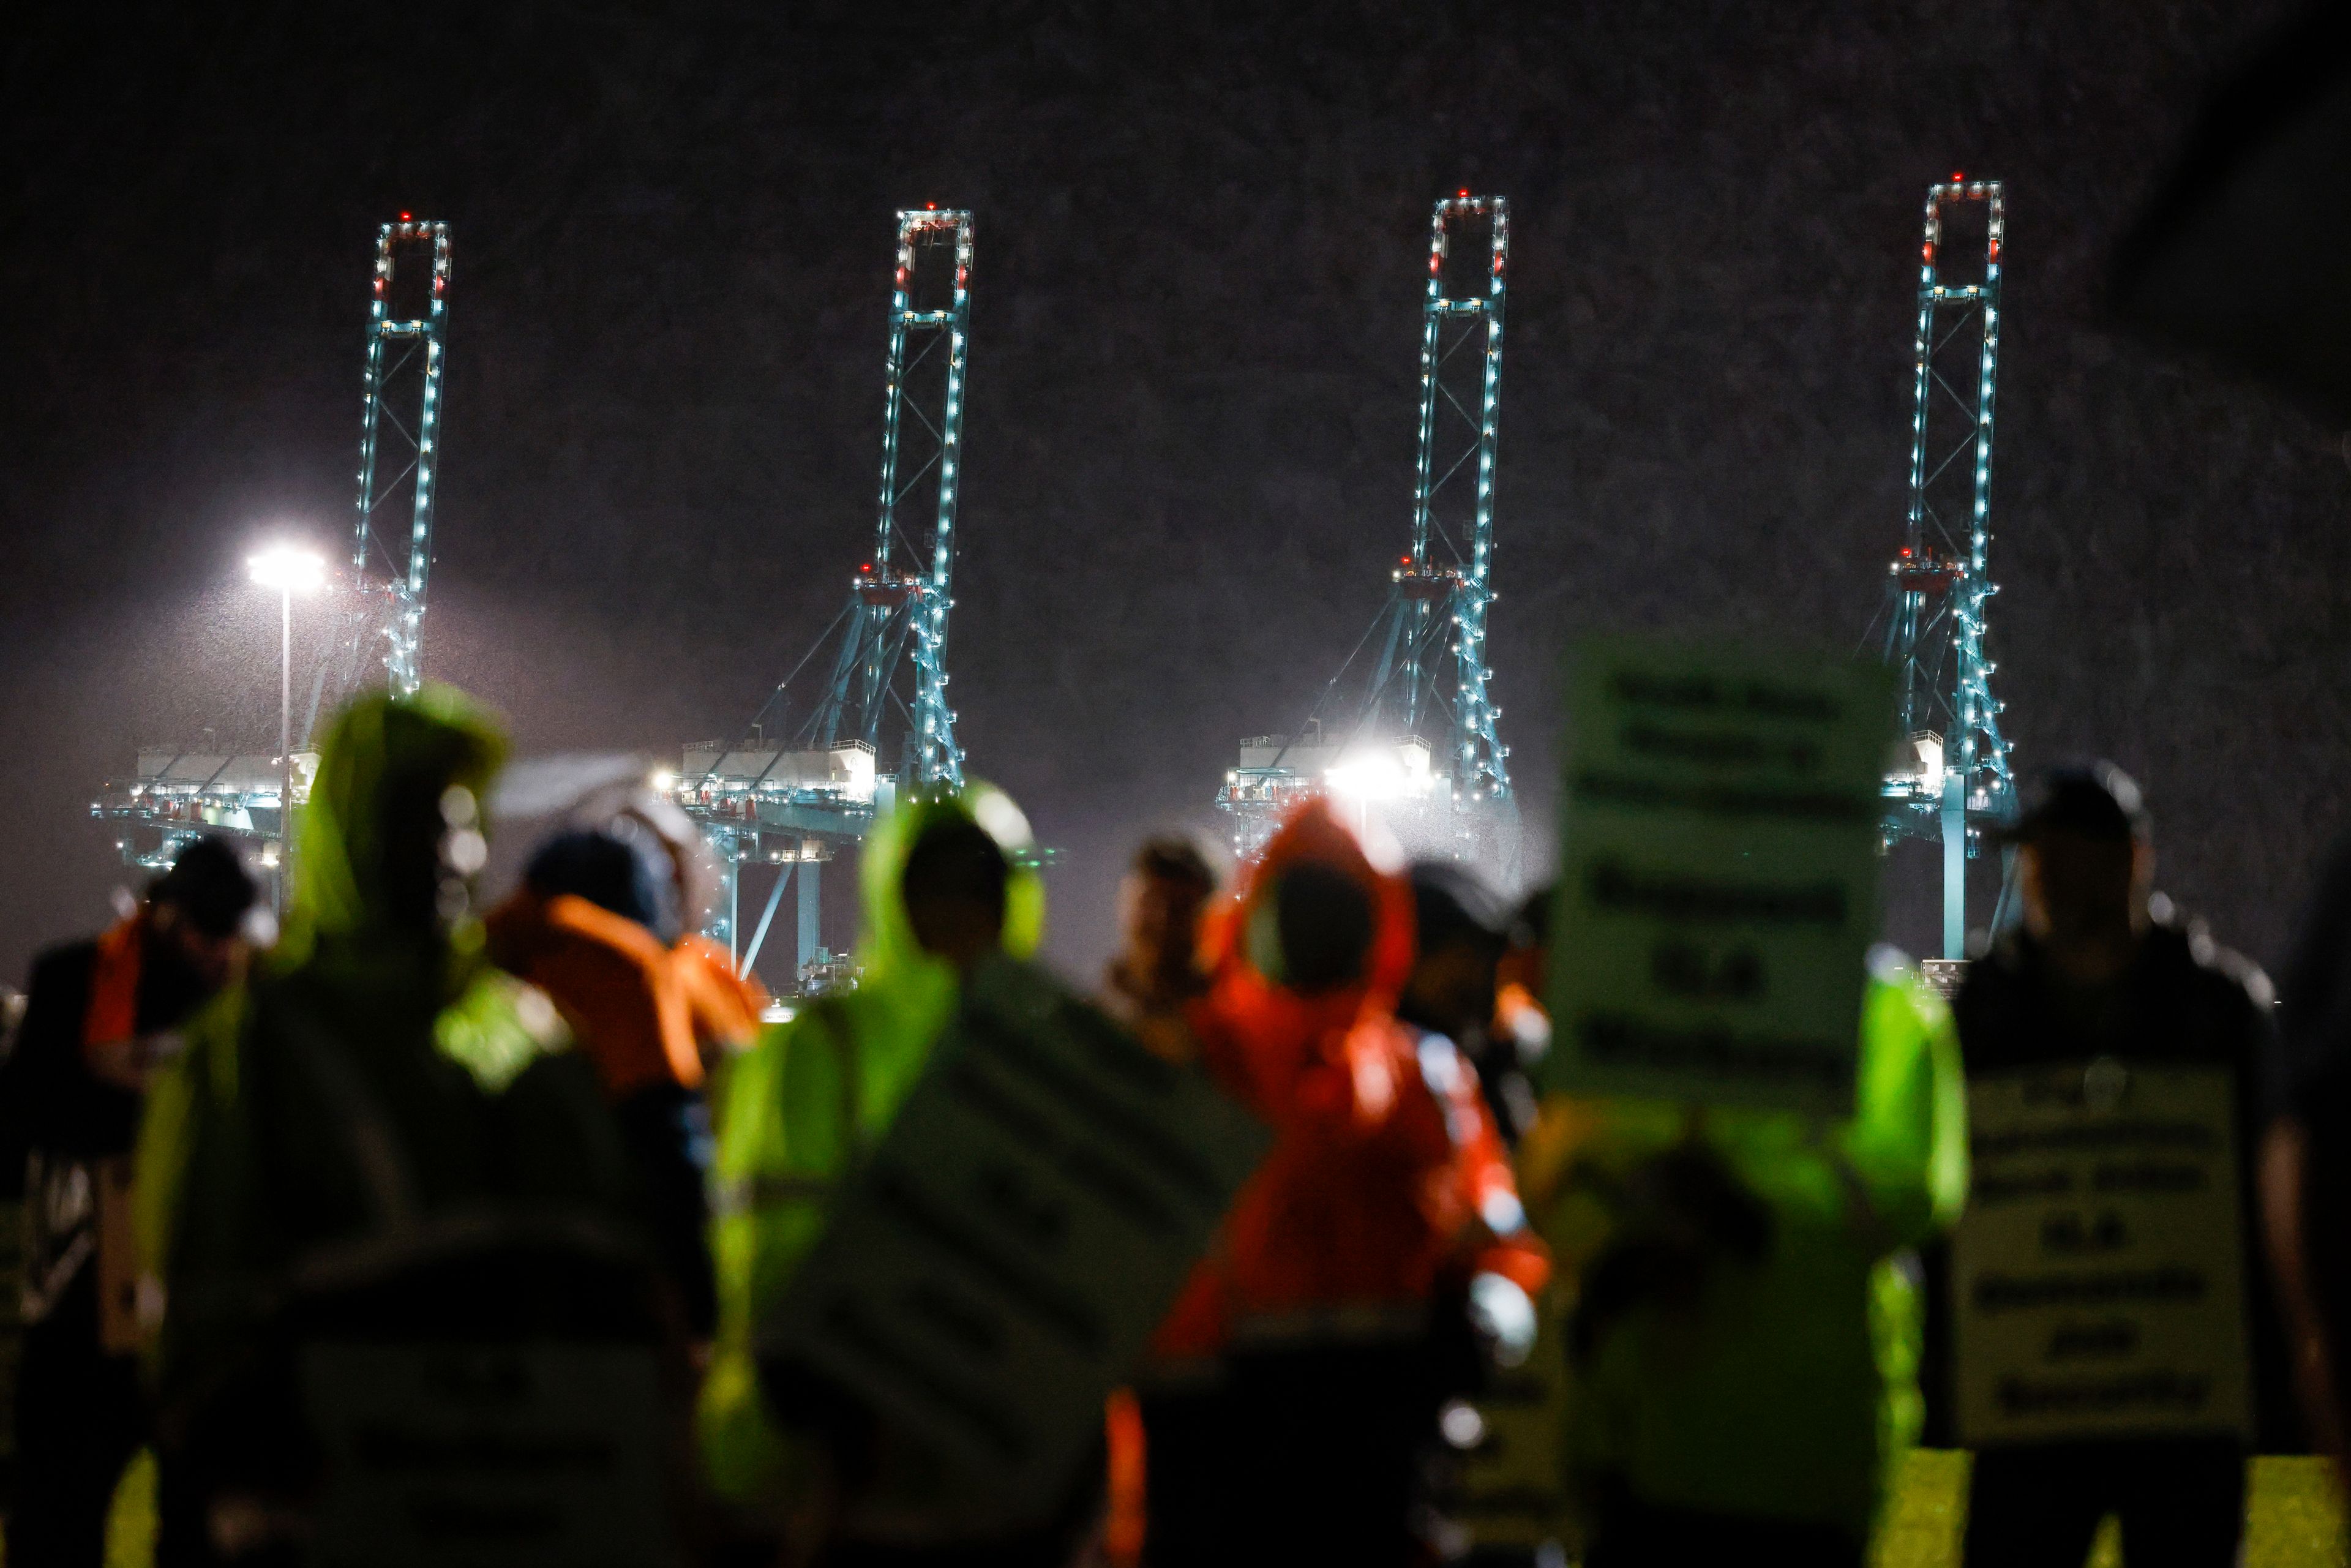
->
xmin=1400 ymin=860 xmax=1534 ymax=1147
xmin=1 ymin=836 xmax=258 ymax=1568
xmin=1951 ymin=765 xmax=2283 ymax=1568
xmin=1138 ymin=801 xmax=1547 ymax=1568
xmin=1518 ymin=939 xmax=1961 ymax=1568
xmin=2262 ymin=831 xmax=2351 ymax=1475
xmin=702 ymin=786 xmax=1097 ymax=1565
xmin=142 ymin=689 xmax=662 ymax=1567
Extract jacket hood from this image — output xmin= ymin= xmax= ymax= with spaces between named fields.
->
xmin=855 ymin=779 xmax=1046 ymax=986
xmin=290 ymin=685 xmax=508 ymax=950
xmin=1199 ymin=798 xmax=1414 ymax=1060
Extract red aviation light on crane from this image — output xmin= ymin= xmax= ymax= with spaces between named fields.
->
xmin=1949 ymin=171 xmax=1963 ymax=184
xmin=400 ymin=211 xmax=411 ymax=221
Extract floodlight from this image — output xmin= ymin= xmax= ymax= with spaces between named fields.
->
xmin=248 ymin=546 xmax=326 ymax=594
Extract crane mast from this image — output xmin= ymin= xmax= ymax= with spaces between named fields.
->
xmin=1401 ymin=193 xmax=1510 ymax=807
xmin=675 ymin=209 xmax=978 ymax=986
xmin=94 ymin=219 xmax=454 ymax=872
xmin=346 ymin=219 xmax=452 ymax=703
xmin=1877 ymin=177 xmax=2017 ymax=958
xmin=1217 ymin=194 xmax=1515 ymax=871
xmin=808 ymin=208 xmax=972 ymax=786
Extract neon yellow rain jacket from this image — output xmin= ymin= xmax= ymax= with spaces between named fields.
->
xmin=1517 ymin=952 xmax=1967 ymax=1539
xmin=138 ymin=688 xmax=637 ymax=1403
xmin=698 ymin=783 xmax=1045 ymax=1508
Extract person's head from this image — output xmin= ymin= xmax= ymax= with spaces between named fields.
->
xmin=1119 ymin=834 xmax=1218 ymax=985
xmin=1401 ymin=860 xmax=1509 ymax=1037
xmin=902 ymin=816 xmax=1011 ymax=971
xmin=147 ymin=835 xmax=261 ymax=991
xmin=1247 ymin=860 xmax=1376 ymax=995
xmin=2011 ymin=764 xmax=2153 ymax=966
xmin=576 ymin=782 xmax=713 ymax=944
xmin=300 ymin=688 xmax=505 ymax=942
xmin=525 ymin=827 xmax=677 ymax=939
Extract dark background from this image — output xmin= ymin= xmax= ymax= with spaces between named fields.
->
xmin=1 ymin=0 xmax=2336 ymax=991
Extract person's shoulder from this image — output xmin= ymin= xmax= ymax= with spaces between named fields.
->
xmin=2151 ymin=905 xmax=2274 ymax=1014
xmin=1951 ymin=932 xmax=2033 ymax=1024
xmin=433 ymin=967 xmax=578 ymax=1093
xmin=4 ymin=937 xmax=104 ymax=1076
xmin=1866 ymin=944 xmax=1952 ymax=1024
xmin=24 ymin=935 xmax=99 ymax=997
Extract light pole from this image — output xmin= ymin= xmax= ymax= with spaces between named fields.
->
xmin=248 ymin=545 xmax=325 ymax=911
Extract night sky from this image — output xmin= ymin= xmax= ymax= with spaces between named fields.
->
xmin=2 ymin=1 xmax=2336 ymax=991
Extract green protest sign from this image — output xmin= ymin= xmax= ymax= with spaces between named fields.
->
xmin=756 ymin=956 xmax=1270 ymax=1523
xmin=1543 ymin=634 xmax=1895 ymax=1114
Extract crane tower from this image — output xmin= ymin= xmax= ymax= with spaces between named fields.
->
xmin=674 ymin=208 xmax=976 ymax=986
xmin=346 ymin=218 xmax=454 ymax=701
xmin=94 ymin=219 xmax=454 ymax=871
xmin=1876 ymin=177 xmax=2017 ymax=958
xmin=1217 ymin=194 xmax=1515 ymax=869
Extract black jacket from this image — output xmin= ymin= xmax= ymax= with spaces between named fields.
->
xmin=1919 ymin=912 xmax=2296 ymax=1450
xmin=0 ymin=940 xmax=143 ymax=1198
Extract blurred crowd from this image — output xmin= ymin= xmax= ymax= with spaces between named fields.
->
xmin=3 ymin=684 xmax=2349 ymax=1568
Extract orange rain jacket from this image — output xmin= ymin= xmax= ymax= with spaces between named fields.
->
xmin=486 ymin=890 xmax=766 ymax=1101
xmin=1153 ymin=800 xmax=1546 ymax=1361
xmin=673 ymin=932 xmax=767 ymax=1071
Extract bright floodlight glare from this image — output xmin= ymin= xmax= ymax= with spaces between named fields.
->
xmin=249 ymin=545 xmax=326 ymax=593
xmin=1325 ymin=754 xmax=1407 ymax=803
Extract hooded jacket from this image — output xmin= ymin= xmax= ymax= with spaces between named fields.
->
xmin=138 ymin=688 xmax=639 ymax=1406
xmin=1515 ymin=950 xmax=1967 ymax=1538
xmin=699 ymin=782 xmax=1044 ymax=1506
xmin=1153 ymin=800 xmax=1545 ymax=1362
xmin=486 ymin=885 xmax=707 ymax=1099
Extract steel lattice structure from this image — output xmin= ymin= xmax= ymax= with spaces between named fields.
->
xmin=94 ymin=219 xmax=452 ymax=872
xmin=1217 ymin=195 xmax=1515 ymax=870
xmin=341 ymin=219 xmax=452 ymax=704
xmin=675 ymin=209 xmax=976 ymax=985
xmin=820 ymin=207 xmax=972 ymax=786
xmin=1876 ymin=177 xmax=2017 ymax=957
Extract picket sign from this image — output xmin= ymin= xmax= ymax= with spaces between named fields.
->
xmin=758 ymin=955 xmax=1271 ymax=1521
xmin=1544 ymin=634 xmax=1895 ymax=1114
xmin=302 ymin=1341 xmax=675 ymax=1568
xmin=1953 ymin=1062 xmax=2254 ymax=1447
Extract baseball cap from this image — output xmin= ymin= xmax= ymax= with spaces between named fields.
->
xmin=2000 ymin=763 xmax=2151 ymax=847
xmin=150 ymin=835 xmax=262 ymax=939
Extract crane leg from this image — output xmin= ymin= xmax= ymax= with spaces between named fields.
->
xmin=1942 ymin=773 xmax=1967 ymax=960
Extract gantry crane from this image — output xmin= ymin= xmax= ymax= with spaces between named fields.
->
xmin=95 ymin=219 xmax=453 ymax=872
xmin=1216 ymin=194 xmax=1515 ymax=872
xmin=1873 ymin=177 xmax=2017 ymax=959
xmin=674 ymin=208 xmax=975 ymax=986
